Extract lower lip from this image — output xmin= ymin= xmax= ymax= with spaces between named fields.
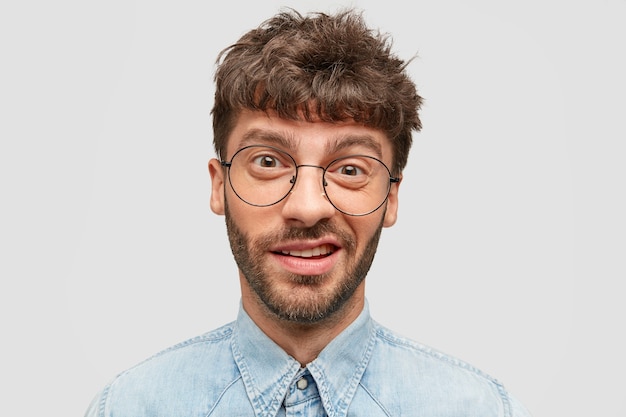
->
xmin=270 ymin=250 xmax=339 ymax=276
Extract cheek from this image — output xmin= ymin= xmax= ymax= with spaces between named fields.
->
xmin=225 ymin=193 xmax=281 ymax=234
xmin=348 ymin=214 xmax=385 ymax=248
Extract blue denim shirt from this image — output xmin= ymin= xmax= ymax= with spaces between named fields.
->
xmin=86 ymin=302 xmax=531 ymax=416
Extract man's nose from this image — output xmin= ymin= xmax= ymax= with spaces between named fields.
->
xmin=281 ymin=165 xmax=336 ymax=227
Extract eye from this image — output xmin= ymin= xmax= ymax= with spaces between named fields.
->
xmin=254 ymin=155 xmax=280 ymax=168
xmin=340 ymin=165 xmax=362 ymax=176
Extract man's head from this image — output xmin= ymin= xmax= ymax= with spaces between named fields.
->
xmin=209 ymin=9 xmax=422 ymax=324
xmin=211 ymin=8 xmax=422 ymax=176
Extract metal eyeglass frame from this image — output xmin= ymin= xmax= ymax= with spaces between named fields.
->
xmin=220 ymin=144 xmax=400 ymax=216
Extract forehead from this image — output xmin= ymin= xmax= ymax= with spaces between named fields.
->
xmin=226 ymin=110 xmax=392 ymax=162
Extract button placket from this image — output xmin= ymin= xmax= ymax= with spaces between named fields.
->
xmin=283 ymin=369 xmax=321 ymax=407
xmin=283 ymin=370 xmax=326 ymax=417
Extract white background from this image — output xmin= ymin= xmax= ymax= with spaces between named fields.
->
xmin=1 ymin=0 xmax=624 ymax=416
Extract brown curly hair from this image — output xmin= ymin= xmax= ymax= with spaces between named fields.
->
xmin=211 ymin=8 xmax=422 ymax=175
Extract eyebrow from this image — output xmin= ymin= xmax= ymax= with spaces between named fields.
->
xmin=326 ymin=134 xmax=383 ymax=159
xmin=238 ymin=129 xmax=296 ymax=151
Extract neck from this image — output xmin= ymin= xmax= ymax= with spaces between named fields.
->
xmin=240 ymin=278 xmax=365 ymax=366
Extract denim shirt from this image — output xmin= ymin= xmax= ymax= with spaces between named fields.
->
xmin=85 ymin=302 xmax=531 ymax=417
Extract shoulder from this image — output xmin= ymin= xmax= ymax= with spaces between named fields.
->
xmin=359 ymin=322 xmax=531 ymax=417
xmin=370 ymin=322 xmax=494 ymax=378
xmin=121 ymin=321 xmax=236 ymax=377
xmin=86 ymin=322 xmax=244 ymax=417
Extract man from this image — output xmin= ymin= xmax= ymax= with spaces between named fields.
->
xmin=86 ymin=8 xmax=531 ymax=417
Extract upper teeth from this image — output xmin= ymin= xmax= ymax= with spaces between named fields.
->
xmin=281 ymin=244 xmax=333 ymax=258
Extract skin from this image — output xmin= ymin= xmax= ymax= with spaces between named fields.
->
xmin=208 ymin=109 xmax=401 ymax=365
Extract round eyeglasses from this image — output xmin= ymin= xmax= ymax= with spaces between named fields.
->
xmin=221 ymin=145 xmax=399 ymax=216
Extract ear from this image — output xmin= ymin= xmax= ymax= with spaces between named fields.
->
xmin=208 ymin=158 xmax=225 ymax=215
xmin=383 ymin=175 xmax=401 ymax=227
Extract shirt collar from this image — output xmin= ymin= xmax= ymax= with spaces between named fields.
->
xmin=307 ymin=301 xmax=377 ymax=416
xmin=231 ymin=301 xmax=376 ymax=417
xmin=231 ymin=304 xmax=301 ymax=416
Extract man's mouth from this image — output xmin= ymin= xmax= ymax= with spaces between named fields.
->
xmin=276 ymin=244 xmax=336 ymax=259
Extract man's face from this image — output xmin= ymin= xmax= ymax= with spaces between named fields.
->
xmin=209 ymin=110 xmax=400 ymax=323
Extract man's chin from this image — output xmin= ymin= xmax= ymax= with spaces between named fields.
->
xmin=259 ymin=286 xmax=351 ymax=324
xmin=269 ymin=305 xmax=338 ymax=324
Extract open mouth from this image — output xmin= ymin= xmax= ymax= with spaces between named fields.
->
xmin=275 ymin=244 xmax=336 ymax=259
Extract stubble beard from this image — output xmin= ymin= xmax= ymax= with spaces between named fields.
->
xmin=224 ymin=202 xmax=384 ymax=324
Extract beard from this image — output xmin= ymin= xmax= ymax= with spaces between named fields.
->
xmin=225 ymin=201 xmax=384 ymax=324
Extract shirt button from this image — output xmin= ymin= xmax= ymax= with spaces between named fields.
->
xmin=296 ymin=377 xmax=308 ymax=390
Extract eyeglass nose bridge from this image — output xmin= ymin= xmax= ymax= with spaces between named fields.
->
xmin=289 ymin=164 xmax=329 ymax=187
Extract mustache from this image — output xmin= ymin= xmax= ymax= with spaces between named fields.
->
xmin=255 ymin=220 xmax=356 ymax=252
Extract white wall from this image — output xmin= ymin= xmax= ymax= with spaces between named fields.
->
xmin=1 ymin=1 xmax=624 ymax=416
